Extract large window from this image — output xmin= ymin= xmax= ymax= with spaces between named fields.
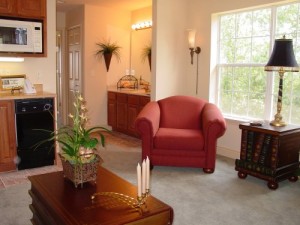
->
xmin=217 ymin=2 xmax=300 ymax=125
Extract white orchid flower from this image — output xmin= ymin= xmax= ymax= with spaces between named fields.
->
xmin=78 ymin=95 xmax=83 ymax=101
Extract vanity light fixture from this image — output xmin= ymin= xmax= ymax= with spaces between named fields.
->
xmin=131 ymin=21 xmax=152 ymax=31
xmin=0 ymin=57 xmax=24 ymax=62
xmin=187 ymin=29 xmax=201 ymax=65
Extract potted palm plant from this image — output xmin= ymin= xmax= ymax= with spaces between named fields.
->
xmin=141 ymin=45 xmax=151 ymax=71
xmin=95 ymin=40 xmax=121 ymax=71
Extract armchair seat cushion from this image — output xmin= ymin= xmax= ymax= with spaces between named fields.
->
xmin=154 ymin=128 xmax=204 ymax=151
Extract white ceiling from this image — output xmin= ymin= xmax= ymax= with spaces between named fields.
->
xmin=56 ymin=0 xmax=152 ymax=12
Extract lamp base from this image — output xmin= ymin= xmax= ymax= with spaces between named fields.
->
xmin=270 ymin=119 xmax=286 ymax=127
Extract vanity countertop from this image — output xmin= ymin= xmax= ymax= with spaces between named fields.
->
xmin=0 ymin=91 xmax=56 ymax=100
xmin=108 ymin=87 xmax=150 ymax=97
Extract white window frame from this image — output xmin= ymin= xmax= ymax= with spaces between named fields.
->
xmin=214 ymin=2 xmax=300 ymax=124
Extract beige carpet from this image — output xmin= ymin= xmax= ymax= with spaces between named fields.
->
xmin=0 ymin=132 xmax=300 ymax=225
xmin=0 ymin=131 xmax=139 ymax=189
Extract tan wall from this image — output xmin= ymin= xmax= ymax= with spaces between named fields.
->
xmin=83 ymin=5 xmax=131 ymax=126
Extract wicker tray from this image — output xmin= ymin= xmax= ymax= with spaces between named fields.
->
xmin=60 ymin=154 xmax=102 ymax=188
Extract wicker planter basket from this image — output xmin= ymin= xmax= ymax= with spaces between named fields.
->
xmin=59 ymin=154 xmax=102 ymax=188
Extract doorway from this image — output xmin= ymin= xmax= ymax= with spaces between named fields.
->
xmin=56 ymin=30 xmax=64 ymax=127
xmin=67 ymin=25 xmax=82 ymax=123
xmin=56 ymin=25 xmax=82 ymax=126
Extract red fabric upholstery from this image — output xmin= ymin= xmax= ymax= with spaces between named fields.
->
xmin=135 ymin=95 xmax=226 ymax=172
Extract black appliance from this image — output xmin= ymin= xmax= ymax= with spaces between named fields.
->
xmin=15 ymin=98 xmax=55 ymax=170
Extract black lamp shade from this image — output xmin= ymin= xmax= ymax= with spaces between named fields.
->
xmin=265 ymin=38 xmax=299 ymax=72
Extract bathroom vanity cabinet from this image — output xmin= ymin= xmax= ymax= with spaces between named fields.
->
xmin=108 ymin=91 xmax=150 ymax=137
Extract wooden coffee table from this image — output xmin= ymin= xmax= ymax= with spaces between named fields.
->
xmin=28 ymin=166 xmax=173 ymax=225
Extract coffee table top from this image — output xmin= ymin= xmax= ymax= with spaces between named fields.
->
xmin=28 ymin=166 xmax=173 ymax=225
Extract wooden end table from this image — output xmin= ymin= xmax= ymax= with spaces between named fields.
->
xmin=235 ymin=123 xmax=300 ymax=190
xmin=28 ymin=166 xmax=173 ymax=225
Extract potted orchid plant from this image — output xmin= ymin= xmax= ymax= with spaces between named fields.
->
xmin=36 ymin=92 xmax=109 ymax=187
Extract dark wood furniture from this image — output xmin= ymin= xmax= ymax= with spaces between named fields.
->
xmin=235 ymin=123 xmax=300 ymax=189
xmin=0 ymin=0 xmax=46 ymax=18
xmin=28 ymin=166 xmax=173 ymax=225
xmin=108 ymin=91 xmax=150 ymax=137
xmin=0 ymin=100 xmax=16 ymax=172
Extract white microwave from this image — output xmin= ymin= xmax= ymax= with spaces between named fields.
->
xmin=0 ymin=18 xmax=43 ymax=54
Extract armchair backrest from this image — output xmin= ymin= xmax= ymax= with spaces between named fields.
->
xmin=158 ymin=96 xmax=207 ymax=129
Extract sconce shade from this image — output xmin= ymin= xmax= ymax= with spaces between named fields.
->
xmin=188 ymin=29 xmax=196 ymax=48
xmin=265 ymin=38 xmax=299 ymax=72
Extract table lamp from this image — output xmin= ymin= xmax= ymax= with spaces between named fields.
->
xmin=265 ymin=36 xmax=299 ymax=127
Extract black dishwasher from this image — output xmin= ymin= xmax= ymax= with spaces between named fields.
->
xmin=15 ymin=98 xmax=55 ymax=170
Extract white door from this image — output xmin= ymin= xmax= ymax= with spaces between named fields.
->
xmin=67 ymin=26 xmax=82 ymax=123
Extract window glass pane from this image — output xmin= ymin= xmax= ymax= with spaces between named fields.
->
xmin=231 ymin=92 xmax=248 ymax=116
xmin=248 ymin=92 xmax=265 ymax=118
xmin=236 ymin=12 xmax=252 ymax=38
xmin=219 ymin=67 xmax=233 ymax=114
xmin=291 ymin=96 xmax=300 ymax=124
xmin=252 ymin=37 xmax=269 ymax=63
xmin=233 ymin=67 xmax=249 ymax=91
xmin=250 ymin=67 xmax=266 ymax=93
xmin=220 ymin=39 xmax=235 ymax=63
xmin=219 ymin=90 xmax=232 ymax=114
xmin=295 ymin=34 xmax=300 ymax=63
xmin=276 ymin=3 xmax=299 ymax=37
xmin=220 ymin=14 xmax=236 ymax=40
xmin=252 ymin=9 xmax=271 ymax=37
xmin=219 ymin=67 xmax=233 ymax=91
xmin=235 ymin=38 xmax=251 ymax=63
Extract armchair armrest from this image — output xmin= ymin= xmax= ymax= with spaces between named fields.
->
xmin=201 ymin=103 xmax=226 ymax=169
xmin=202 ymin=103 xmax=226 ymax=139
xmin=135 ymin=102 xmax=160 ymax=160
xmin=135 ymin=101 xmax=160 ymax=137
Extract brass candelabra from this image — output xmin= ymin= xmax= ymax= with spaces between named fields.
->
xmin=91 ymin=189 xmax=150 ymax=212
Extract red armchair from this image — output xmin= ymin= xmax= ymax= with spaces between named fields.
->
xmin=135 ymin=95 xmax=226 ymax=173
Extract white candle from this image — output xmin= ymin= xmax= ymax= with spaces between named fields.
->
xmin=142 ymin=160 xmax=146 ymax=194
xmin=146 ymin=156 xmax=150 ymax=190
xmin=137 ymin=163 xmax=142 ymax=197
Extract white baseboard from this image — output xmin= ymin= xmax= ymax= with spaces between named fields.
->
xmin=217 ymin=146 xmax=239 ymax=159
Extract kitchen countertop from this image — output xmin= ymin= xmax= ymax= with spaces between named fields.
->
xmin=108 ymin=87 xmax=150 ymax=97
xmin=0 ymin=91 xmax=56 ymax=100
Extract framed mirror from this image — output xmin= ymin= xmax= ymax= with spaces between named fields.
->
xmin=130 ymin=27 xmax=152 ymax=85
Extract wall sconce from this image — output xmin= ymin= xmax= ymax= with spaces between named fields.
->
xmin=0 ymin=57 xmax=24 ymax=62
xmin=264 ymin=36 xmax=299 ymax=126
xmin=131 ymin=21 xmax=152 ymax=31
xmin=187 ymin=29 xmax=201 ymax=94
xmin=188 ymin=29 xmax=201 ymax=64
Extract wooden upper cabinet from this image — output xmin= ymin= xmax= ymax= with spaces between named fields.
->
xmin=0 ymin=0 xmax=46 ymax=18
xmin=0 ymin=0 xmax=16 ymax=15
xmin=17 ymin=0 xmax=46 ymax=18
